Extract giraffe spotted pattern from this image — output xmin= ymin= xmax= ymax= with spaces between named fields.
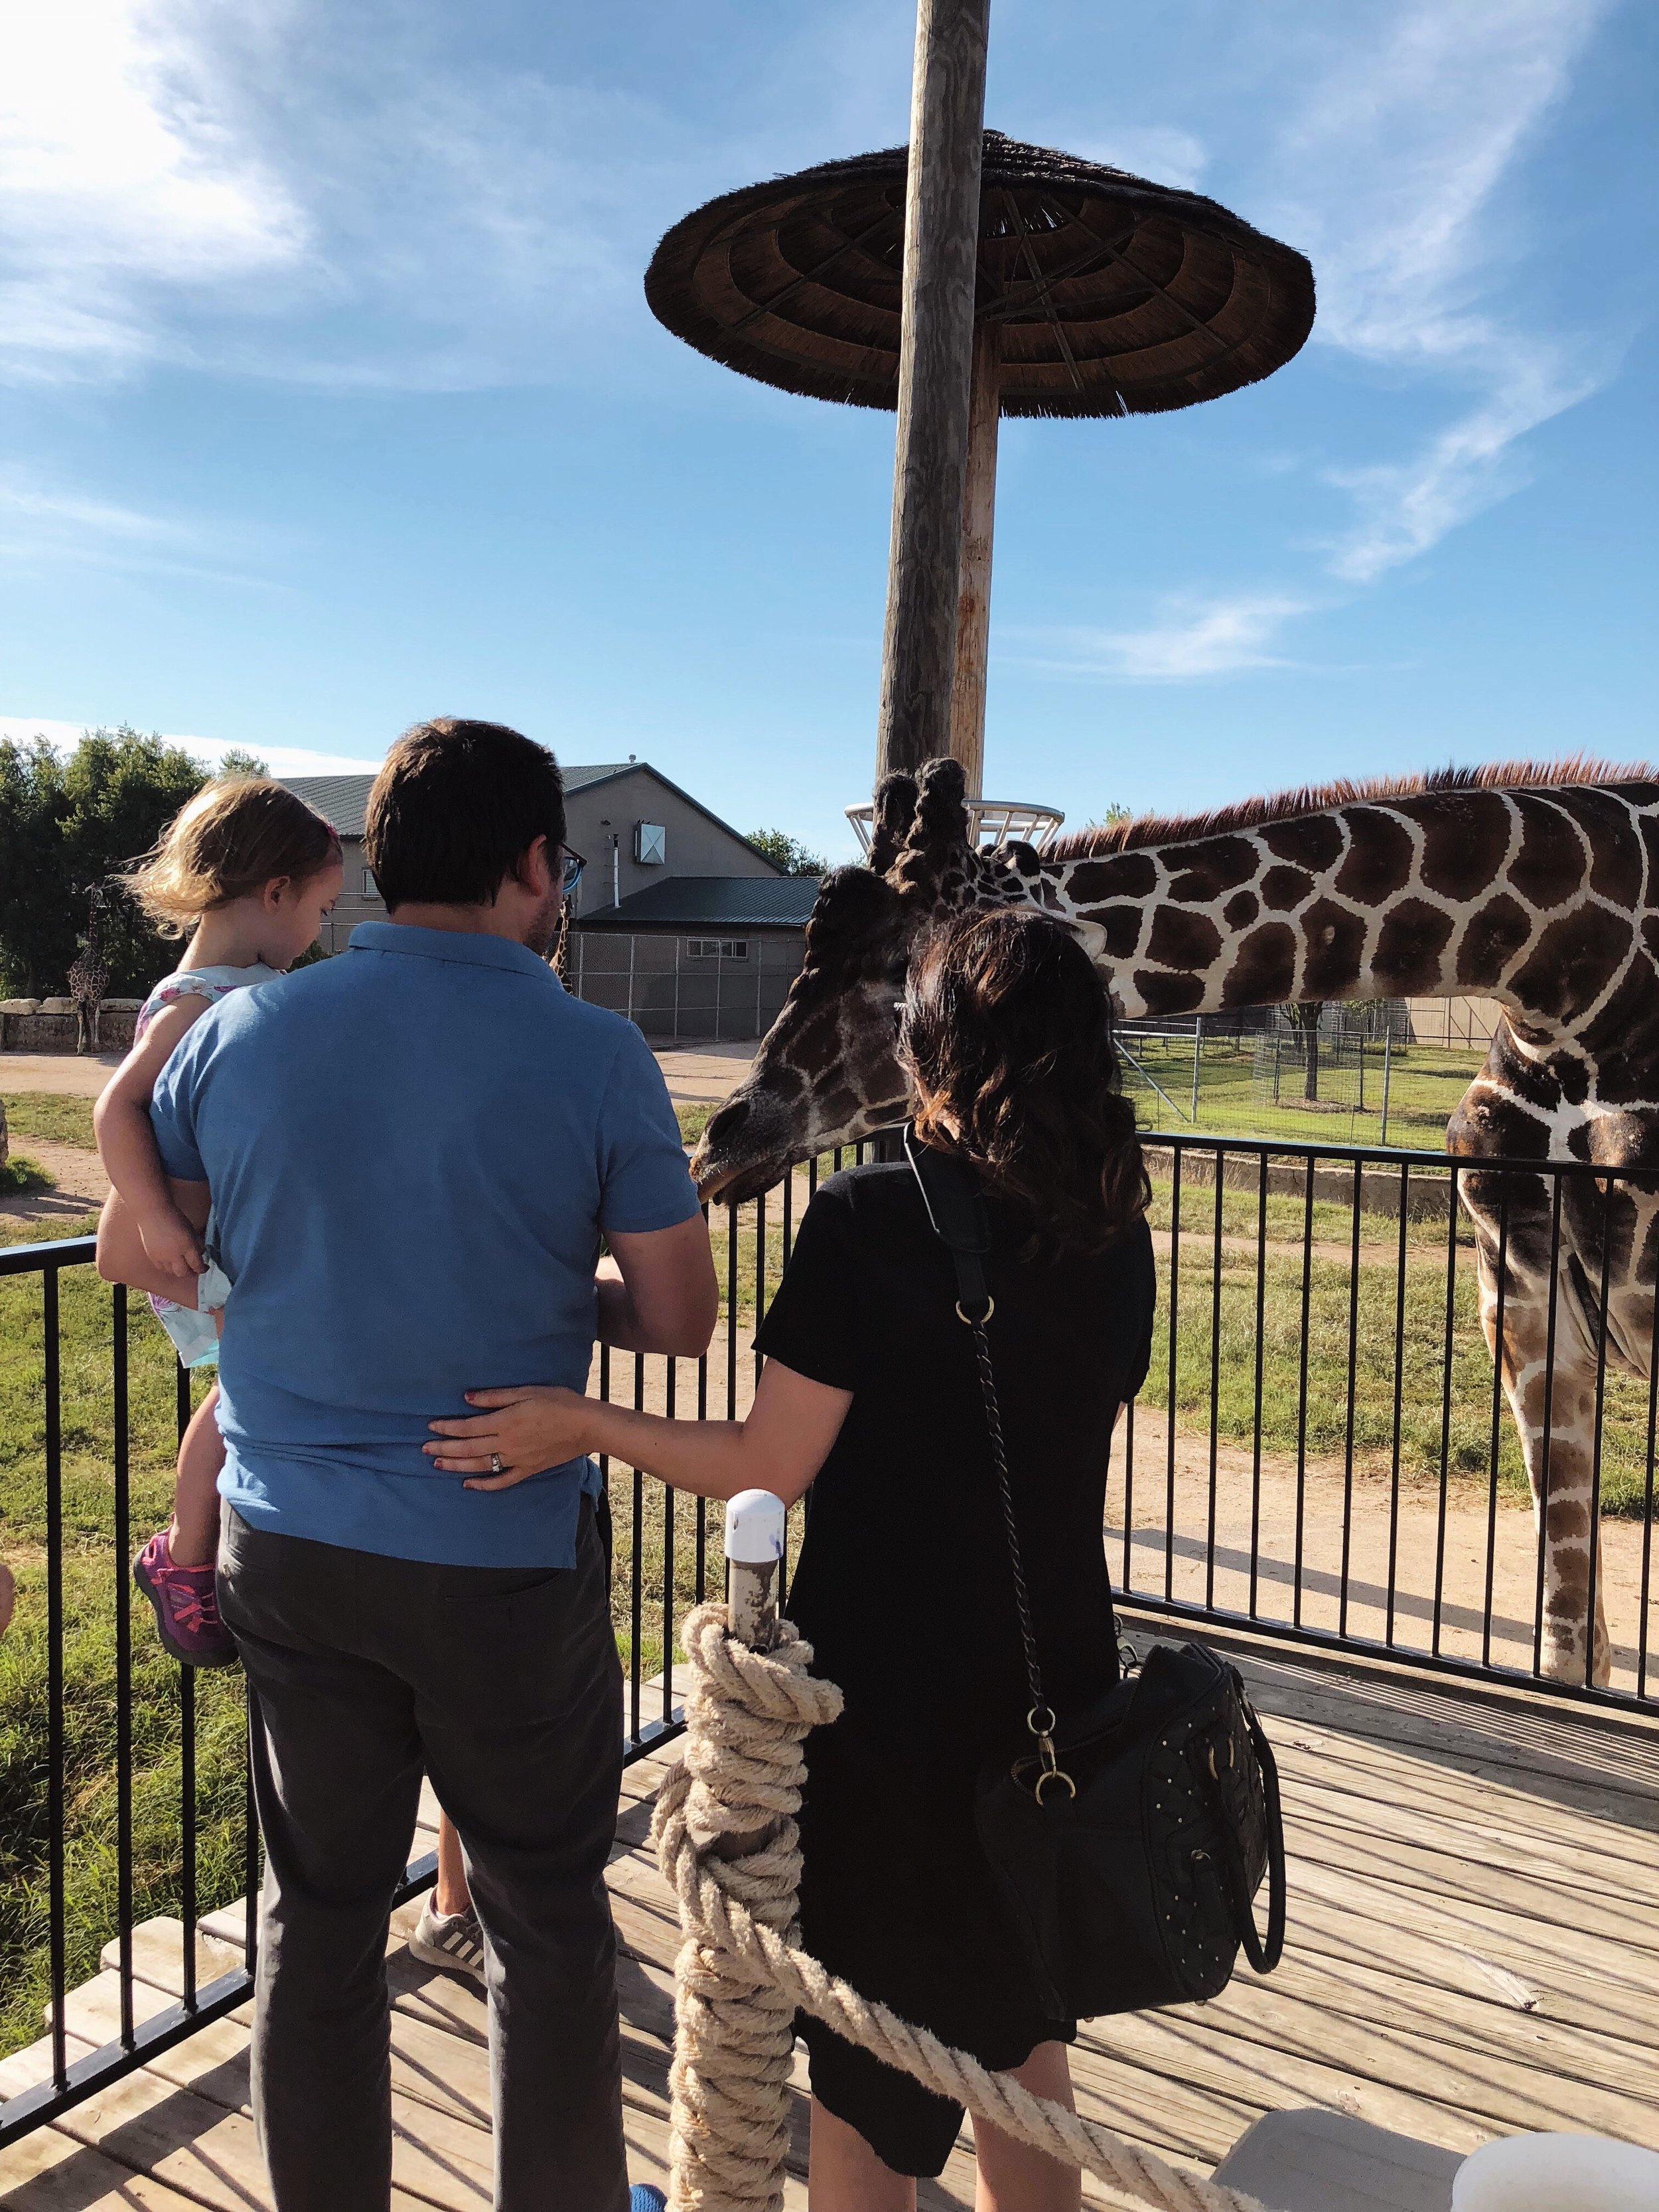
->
xmin=693 ymin=758 xmax=1659 ymax=1689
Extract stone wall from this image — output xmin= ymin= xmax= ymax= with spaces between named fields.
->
xmin=0 ymin=1000 xmax=141 ymax=1053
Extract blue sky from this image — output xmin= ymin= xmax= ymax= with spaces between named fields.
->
xmin=1 ymin=0 xmax=1652 ymax=863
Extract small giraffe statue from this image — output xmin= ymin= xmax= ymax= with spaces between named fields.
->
xmin=694 ymin=756 xmax=1659 ymax=1690
xmin=68 ymin=883 xmax=110 ymax=1055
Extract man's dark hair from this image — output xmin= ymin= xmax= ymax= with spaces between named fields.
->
xmin=364 ymin=719 xmax=566 ymax=910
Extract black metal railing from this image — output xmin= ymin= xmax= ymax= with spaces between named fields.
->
xmin=5 ymin=1128 xmax=1657 ymax=2144
xmin=0 ymin=1140 xmax=865 ymax=2144
xmin=1119 ymin=1134 xmax=1657 ymax=1711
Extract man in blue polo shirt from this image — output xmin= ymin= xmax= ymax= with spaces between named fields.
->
xmin=109 ymin=720 xmax=715 ymax=2212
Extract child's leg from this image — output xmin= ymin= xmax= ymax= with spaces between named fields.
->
xmin=435 ymin=1813 xmax=472 ymax=1919
xmin=169 ymin=1385 xmax=225 ymax=1567
xmin=133 ymin=1379 xmax=236 ymax=1668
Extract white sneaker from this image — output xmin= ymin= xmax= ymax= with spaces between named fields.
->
xmin=409 ymin=1903 xmax=487 ymax=1984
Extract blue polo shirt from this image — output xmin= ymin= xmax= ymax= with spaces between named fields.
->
xmin=149 ymin=922 xmax=701 ymax=1567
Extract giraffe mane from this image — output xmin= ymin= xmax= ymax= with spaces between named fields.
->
xmin=1043 ymin=757 xmax=1659 ymax=862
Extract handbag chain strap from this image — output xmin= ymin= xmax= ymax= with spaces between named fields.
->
xmin=904 ymin=1128 xmax=1074 ymax=1805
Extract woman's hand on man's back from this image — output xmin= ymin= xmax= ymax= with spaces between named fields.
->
xmin=425 ymin=1386 xmax=595 ymax=1490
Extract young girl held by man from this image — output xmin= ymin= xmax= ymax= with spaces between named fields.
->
xmin=95 ymin=776 xmax=342 ymax=1664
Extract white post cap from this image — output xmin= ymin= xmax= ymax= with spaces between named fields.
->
xmin=725 ymin=1489 xmax=786 ymax=1565
xmin=1453 ymin=2134 xmax=1659 ymax=2212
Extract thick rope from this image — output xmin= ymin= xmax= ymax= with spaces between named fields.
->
xmin=652 ymin=1603 xmax=1268 ymax=2212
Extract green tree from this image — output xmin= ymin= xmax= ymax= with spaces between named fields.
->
xmin=747 ymin=828 xmax=827 ymax=876
xmin=217 ymin=748 xmax=269 ymax=778
xmin=60 ymin=729 xmax=207 ymax=995
xmin=0 ymin=728 xmax=207 ymax=999
xmin=0 ymin=738 xmax=70 ymax=997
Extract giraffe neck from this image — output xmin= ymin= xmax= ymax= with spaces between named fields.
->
xmin=1013 ymin=786 xmax=1654 ymax=1067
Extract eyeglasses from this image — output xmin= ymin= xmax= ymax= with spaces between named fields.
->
xmin=559 ymin=848 xmax=586 ymax=894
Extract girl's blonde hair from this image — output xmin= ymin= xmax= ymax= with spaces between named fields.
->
xmin=123 ymin=777 xmax=341 ymax=936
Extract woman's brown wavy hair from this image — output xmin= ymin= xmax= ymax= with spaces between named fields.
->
xmin=902 ymin=907 xmax=1148 ymax=1256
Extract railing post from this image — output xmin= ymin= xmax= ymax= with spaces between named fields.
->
xmin=1380 ymin=1030 xmax=1392 ymax=1145
xmin=725 ymin=1488 xmax=785 ymax=1654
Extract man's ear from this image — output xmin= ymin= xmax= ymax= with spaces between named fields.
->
xmin=509 ymin=835 xmax=553 ymax=899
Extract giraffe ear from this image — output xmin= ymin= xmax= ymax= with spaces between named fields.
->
xmin=893 ymin=757 xmax=972 ymax=904
xmin=867 ymin=772 xmax=919 ymax=877
xmin=802 ymin=865 xmax=906 ymax=978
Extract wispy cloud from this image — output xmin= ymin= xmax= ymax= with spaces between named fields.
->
xmin=0 ymin=477 xmax=189 ymax=546
xmin=1017 ymin=594 xmax=1311 ymax=683
xmin=0 ymin=0 xmax=705 ymax=392
xmin=0 ymin=0 xmax=309 ymax=381
xmin=0 ymin=466 xmax=276 ymax=589
xmin=1049 ymin=124 xmax=1206 ymax=194
xmin=1263 ymin=0 xmax=1617 ymax=580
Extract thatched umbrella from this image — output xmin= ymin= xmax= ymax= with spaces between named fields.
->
xmin=648 ymin=129 xmax=1315 ymax=789
xmin=648 ymin=131 xmax=1313 ymax=418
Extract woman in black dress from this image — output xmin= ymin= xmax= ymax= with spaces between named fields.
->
xmin=428 ymin=909 xmax=1154 ymax=2212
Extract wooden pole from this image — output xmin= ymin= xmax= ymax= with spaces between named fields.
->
xmin=946 ymin=317 xmax=1000 ymax=797
xmin=875 ymin=0 xmax=991 ymax=784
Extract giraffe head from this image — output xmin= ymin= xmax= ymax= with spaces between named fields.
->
xmin=692 ymin=759 xmax=1041 ymax=1201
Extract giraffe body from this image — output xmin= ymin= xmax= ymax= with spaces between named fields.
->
xmin=693 ymin=759 xmax=1659 ymax=1688
xmin=67 ymin=884 xmax=109 ymax=1055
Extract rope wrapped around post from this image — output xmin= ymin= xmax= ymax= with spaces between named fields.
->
xmin=652 ymin=1601 xmax=1268 ymax=2212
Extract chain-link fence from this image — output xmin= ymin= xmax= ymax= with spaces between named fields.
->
xmin=569 ymin=931 xmax=801 ymax=1042
xmin=1116 ymin=1007 xmax=1488 ymax=1149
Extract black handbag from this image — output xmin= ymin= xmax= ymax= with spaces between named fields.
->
xmin=904 ymin=1127 xmax=1287 ymax=2023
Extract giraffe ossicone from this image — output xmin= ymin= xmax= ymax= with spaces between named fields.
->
xmin=693 ymin=755 xmax=1659 ymax=1690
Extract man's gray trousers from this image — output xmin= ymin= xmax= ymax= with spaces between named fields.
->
xmin=218 ymin=1499 xmax=626 ymax=2212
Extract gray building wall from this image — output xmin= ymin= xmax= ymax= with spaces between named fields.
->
xmin=325 ymin=834 xmax=382 ymax=953
xmin=293 ymin=764 xmax=780 ymax=955
xmin=569 ymin=930 xmax=803 ymax=1043
xmin=563 ymin=769 xmax=778 ymax=921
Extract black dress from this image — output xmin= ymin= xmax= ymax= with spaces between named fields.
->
xmin=754 ymin=1161 xmax=1156 ymax=2177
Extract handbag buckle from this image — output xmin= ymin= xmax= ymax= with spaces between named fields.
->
xmin=1027 ymin=1705 xmax=1076 ymax=1804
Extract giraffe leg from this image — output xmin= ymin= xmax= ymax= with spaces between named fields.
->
xmin=1475 ymin=1260 xmax=1611 ymax=1688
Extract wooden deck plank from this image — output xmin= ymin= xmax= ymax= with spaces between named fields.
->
xmin=1267 ymin=1726 xmax=1659 ymax=1867
xmin=8 ymin=1646 xmax=1656 ymax=2209
xmin=1223 ymin=1647 xmax=1659 ymax=1826
xmin=40 ymin=1991 xmax=497 ymax=2212
xmin=1265 ymin=1887 xmax=1659 ymax=2044
xmin=0 ymin=2122 xmax=202 ymax=2211
xmin=1277 ymin=1755 xmax=1659 ymax=1893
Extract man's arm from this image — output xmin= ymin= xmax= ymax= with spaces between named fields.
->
xmin=597 ymin=1215 xmax=717 ymax=1359
xmin=97 ymin=1180 xmax=212 ymax=1300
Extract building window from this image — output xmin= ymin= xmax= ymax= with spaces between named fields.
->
xmin=362 ymin=867 xmax=378 ymax=899
xmin=686 ymin=938 xmax=749 ymax=962
xmin=634 ymin=822 xmax=667 ymax=866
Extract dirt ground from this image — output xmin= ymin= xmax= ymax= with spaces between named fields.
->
xmin=0 ymin=1042 xmax=757 ymax=1223
xmin=0 ymin=1140 xmax=109 ymax=1225
xmin=585 ymin=1327 xmax=1658 ymax=1700
xmin=1110 ymin=1404 xmax=1656 ymax=1696
xmin=0 ymin=1051 xmax=122 ymax=1096
xmin=7 ymin=1043 xmax=1651 ymax=1698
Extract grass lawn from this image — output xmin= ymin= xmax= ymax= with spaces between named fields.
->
xmin=1 ymin=1157 xmax=52 ymax=1195
xmin=1122 ymin=1035 xmax=1486 ymax=1150
xmin=0 ymin=1254 xmax=247 ymax=2062
xmin=1 ymin=1094 xmax=97 ymax=1150
xmin=674 ymin=1101 xmax=713 ymax=1148
xmin=3 ymin=1076 xmax=1650 ymax=2066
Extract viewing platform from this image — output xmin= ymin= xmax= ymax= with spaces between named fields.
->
xmin=3 ymin=1631 xmax=1655 ymax=2211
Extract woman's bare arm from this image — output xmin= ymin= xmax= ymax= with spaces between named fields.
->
xmin=425 ymin=1357 xmax=851 ymax=1505
xmin=93 ymin=997 xmax=214 ymax=1280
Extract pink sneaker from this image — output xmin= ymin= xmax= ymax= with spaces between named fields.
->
xmin=133 ymin=1530 xmax=238 ymax=1668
